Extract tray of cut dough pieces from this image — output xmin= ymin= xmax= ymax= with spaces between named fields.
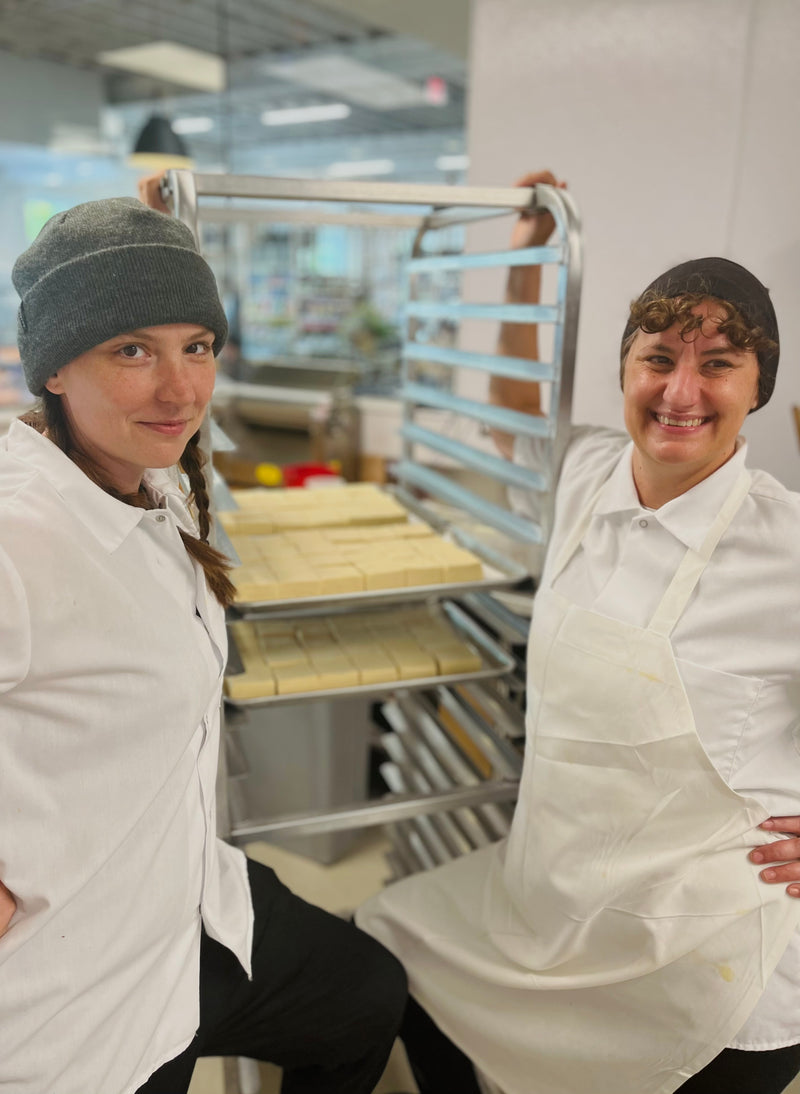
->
xmin=223 ymin=600 xmax=515 ymax=709
xmin=219 ymin=483 xmax=527 ymax=616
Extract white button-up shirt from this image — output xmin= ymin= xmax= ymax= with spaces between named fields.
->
xmin=0 ymin=419 xmax=253 ymax=1094
xmin=512 ymin=426 xmax=800 ymax=1049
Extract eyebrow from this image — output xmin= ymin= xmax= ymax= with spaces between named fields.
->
xmin=113 ymin=327 xmax=212 ymax=339
xmin=647 ymin=341 xmax=740 ymax=356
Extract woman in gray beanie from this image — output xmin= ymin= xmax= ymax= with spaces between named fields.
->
xmin=356 ymin=172 xmax=800 ymax=1094
xmin=0 ymin=197 xmax=406 ymax=1094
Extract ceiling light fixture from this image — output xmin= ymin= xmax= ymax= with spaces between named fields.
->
xmin=98 ymin=41 xmax=226 ymax=93
xmin=128 ymin=114 xmax=194 ymax=170
xmin=326 ymin=158 xmax=395 ymax=178
xmin=265 ymin=55 xmax=428 ymax=111
xmin=261 ymin=103 xmax=351 ymax=126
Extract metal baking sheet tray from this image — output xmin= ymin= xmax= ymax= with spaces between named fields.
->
xmin=228 ymin=503 xmax=527 ymax=619
xmin=223 ymin=600 xmax=515 ymax=710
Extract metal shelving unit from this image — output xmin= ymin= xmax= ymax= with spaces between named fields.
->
xmin=163 ymin=167 xmax=580 ymax=874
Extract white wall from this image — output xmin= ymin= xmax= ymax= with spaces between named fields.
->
xmin=466 ymin=0 xmax=800 ymax=487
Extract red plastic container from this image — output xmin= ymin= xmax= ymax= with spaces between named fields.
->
xmin=281 ymin=462 xmax=341 ymax=488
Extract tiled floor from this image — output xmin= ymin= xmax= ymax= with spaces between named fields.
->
xmin=187 ymin=832 xmax=418 ymax=1094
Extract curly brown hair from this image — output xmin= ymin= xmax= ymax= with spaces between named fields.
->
xmin=619 ymin=291 xmax=778 ymax=409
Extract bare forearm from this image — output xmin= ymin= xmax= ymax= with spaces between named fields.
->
xmin=498 ymin=264 xmax=542 ymax=362
xmin=490 ymin=264 xmax=543 ymax=456
xmin=0 ymin=878 xmax=16 ymax=937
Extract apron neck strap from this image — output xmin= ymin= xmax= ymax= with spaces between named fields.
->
xmin=549 ymin=462 xmax=752 ymax=638
xmin=647 ymin=469 xmax=752 ymax=637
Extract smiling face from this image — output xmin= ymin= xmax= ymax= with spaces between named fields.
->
xmin=622 ymin=300 xmax=760 ymax=507
xmin=44 ymin=323 xmax=216 ymax=494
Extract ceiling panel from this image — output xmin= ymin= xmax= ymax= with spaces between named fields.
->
xmin=0 ymin=0 xmax=384 ymax=68
xmin=0 ymin=0 xmax=468 ymax=167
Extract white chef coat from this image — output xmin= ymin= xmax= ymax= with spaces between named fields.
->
xmin=511 ymin=424 xmax=800 ymax=1050
xmin=0 ymin=419 xmax=254 ymax=1094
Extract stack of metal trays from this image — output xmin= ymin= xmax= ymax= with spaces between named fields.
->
xmin=379 ymin=683 xmax=524 ymax=878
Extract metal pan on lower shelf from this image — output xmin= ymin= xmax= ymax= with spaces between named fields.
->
xmin=230 ymin=546 xmax=526 ymax=619
xmin=224 ymin=600 xmax=514 ymax=710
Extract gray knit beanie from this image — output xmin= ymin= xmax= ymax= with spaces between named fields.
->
xmin=13 ymin=197 xmax=228 ymax=395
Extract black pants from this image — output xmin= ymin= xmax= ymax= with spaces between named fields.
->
xmin=135 ymin=858 xmax=407 ymax=1094
xmin=399 ymin=994 xmax=800 ymax=1094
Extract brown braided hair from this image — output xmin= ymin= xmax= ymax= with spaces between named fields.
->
xmin=21 ymin=392 xmax=235 ymax=608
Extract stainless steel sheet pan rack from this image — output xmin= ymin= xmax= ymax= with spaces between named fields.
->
xmin=159 ymin=171 xmax=579 ymax=919
xmin=158 ymin=170 xmax=579 ymax=1094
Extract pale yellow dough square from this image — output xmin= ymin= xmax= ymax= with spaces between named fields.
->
xmin=311 ymin=663 xmax=361 ymax=689
xmin=229 ymin=536 xmax=262 ymax=564
xmin=224 ymin=672 xmax=277 ymax=700
xmin=272 ymin=665 xmax=321 ymax=694
xmin=403 ymin=559 xmax=444 ymax=586
xmin=357 ymin=562 xmax=407 ymax=590
xmin=272 ymin=575 xmax=322 ymax=599
xmin=381 ymin=639 xmax=438 ymax=680
xmin=221 ymin=512 xmax=275 ymax=536
xmin=293 ymin=622 xmax=333 ymax=639
xmin=233 ymin=567 xmax=281 ymax=603
xmin=262 ymin=646 xmax=309 ymax=669
xmin=432 ymin=642 xmax=483 ymax=675
xmin=317 ymin=567 xmax=366 ymax=594
xmin=228 ymin=487 xmax=273 ymax=508
xmin=350 ymin=650 xmax=400 ymax=684
xmin=299 ymin=633 xmax=337 ymax=651
xmin=442 ymin=558 xmax=483 ymax=582
xmin=229 ymin=619 xmax=257 ymax=649
xmin=254 ymin=620 xmax=295 ymax=637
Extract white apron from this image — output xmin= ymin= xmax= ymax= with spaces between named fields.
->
xmin=357 ymin=468 xmax=800 ymax=1094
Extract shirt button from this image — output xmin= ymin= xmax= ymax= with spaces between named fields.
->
xmin=638 ymin=518 xmax=648 ymax=528
xmin=155 ymin=513 xmax=167 ymax=523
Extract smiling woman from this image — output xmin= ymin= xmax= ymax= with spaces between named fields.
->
xmin=356 ymin=173 xmax=800 ymax=1094
xmin=622 ymin=300 xmax=761 ymax=507
xmin=617 ymin=259 xmax=780 ymax=508
xmin=43 ymin=323 xmax=218 ymax=494
xmin=0 ymin=197 xmax=407 ymax=1094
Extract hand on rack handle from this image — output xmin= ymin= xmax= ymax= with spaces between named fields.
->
xmin=509 ymin=170 xmax=567 ymax=251
xmin=750 ymin=816 xmax=800 ymax=896
xmin=137 ymin=173 xmax=171 ymax=214
xmin=0 ymin=878 xmax=16 ymax=937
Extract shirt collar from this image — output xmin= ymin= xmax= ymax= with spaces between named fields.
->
xmin=593 ymin=436 xmax=749 ymax=552
xmin=143 ymin=465 xmax=197 ymax=536
xmin=5 ymin=418 xmax=193 ymax=552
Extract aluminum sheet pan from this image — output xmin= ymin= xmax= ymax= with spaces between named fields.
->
xmin=223 ymin=600 xmax=514 ymax=710
xmin=229 ymin=511 xmax=527 ymax=620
